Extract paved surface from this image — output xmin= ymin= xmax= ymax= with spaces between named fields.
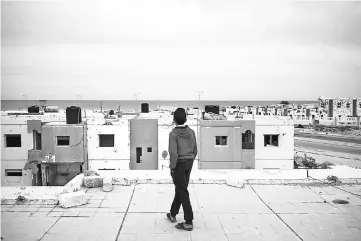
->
xmin=2 ymin=184 xmax=361 ymax=241
xmin=295 ymin=139 xmax=361 ymax=156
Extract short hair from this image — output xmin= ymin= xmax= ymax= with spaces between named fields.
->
xmin=173 ymin=108 xmax=187 ymax=125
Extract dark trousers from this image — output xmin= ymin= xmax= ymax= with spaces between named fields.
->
xmin=170 ymin=160 xmax=194 ymax=222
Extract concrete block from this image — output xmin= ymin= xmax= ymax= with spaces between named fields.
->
xmin=83 ymin=176 xmax=103 ymax=188
xmin=62 ymin=174 xmax=84 ymax=193
xmin=58 ymin=191 xmax=87 ymax=208
xmin=103 ymin=176 xmax=113 ymax=192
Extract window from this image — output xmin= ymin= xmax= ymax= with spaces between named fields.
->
xmin=5 ymin=134 xmax=21 ymax=147
xmin=337 ymin=102 xmax=341 ymax=108
xmin=35 ymin=132 xmax=42 ymax=150
xmin=99 ymin=134 xmax=114 ymax=147
xmin=5 ymin=169 xmax=22 ymax=176
xmin=264 ymin=135 xmax=279 ymax=147
xmin=346 ymin=103 xmax=350 ymax=108
xmin=57 ymin=136 xmax=70 ymax=146
xmin=242 ymin=130 xmax=255 ymax=149
xmin=215 ymin=136 xmax=228 ymax=146
xmin=147 ymin=147 xmax=152 ymax=152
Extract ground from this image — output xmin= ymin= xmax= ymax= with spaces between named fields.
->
xmin=2 ymin=183 xmax=361 ymax=241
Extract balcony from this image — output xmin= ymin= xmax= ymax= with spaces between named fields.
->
xmin=28 ymin=150 xmax=42 ymax=163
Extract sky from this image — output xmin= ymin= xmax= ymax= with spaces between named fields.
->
xmin=1 ymin=0 xmax=361 ymax=101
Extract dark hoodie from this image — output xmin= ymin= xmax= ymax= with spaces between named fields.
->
xmin=169 ymin=125 xmax=197 ymax=169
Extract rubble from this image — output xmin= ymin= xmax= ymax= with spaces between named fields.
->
xmin=84 ymin=170 xmax=100 ymax=177
xmin=58 ymin=191 xmax=87 ymax=208
xmin=225 ymin=178 xmax=245 ymax=188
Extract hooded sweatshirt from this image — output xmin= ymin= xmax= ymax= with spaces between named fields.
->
xmin=168 ymin=125 xmax=197 ymax=169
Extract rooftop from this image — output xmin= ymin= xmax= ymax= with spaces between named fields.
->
xmin=2 ymin=183 xmax=361 ymax=240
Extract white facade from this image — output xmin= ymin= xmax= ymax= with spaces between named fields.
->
xmin=87 ymin=120 xmax=130 ymax=171
xmin=255 ymin=118 xmax=294 ymax=169
xmin=1 ymin=117 xmax=33 ymax=186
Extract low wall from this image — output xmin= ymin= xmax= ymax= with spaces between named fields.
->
xmin=293 ymin=119 xmax=312 ymax=126
xmin=1 ymin=186 xmax=65 ymax=201
xmin=336 ymin=117 xmax=359 ymax=127
xmin=308 ymin=166 xmax=361 ymax=179
xmin=319 ymin=117 xmax=335 ymax=126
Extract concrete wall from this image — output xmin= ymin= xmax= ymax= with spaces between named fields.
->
xmin=130 ymin=119 xmax=158 ymax=170
xmin=42 ymin=124 xmax=85 ymax=163
xmin=1 ymin=119 xmax=33 ymax=160
xmin=255 ymin=118 xmax=294 ymax=170
xmin=293 ymin=117 xmax=312 ymax=126
xmin=198 ymin=120 xmax=255 ymax=169
xmin=318 ymin=117 xmax=335 ymax=126
xmin=87 ymin=123 xmax=129 ymax=170
xmin=1 ymin=118 xmax=33 ymax=186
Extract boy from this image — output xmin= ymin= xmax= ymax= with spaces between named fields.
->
xmin=166 ymin=108 xmax=197 ymax=231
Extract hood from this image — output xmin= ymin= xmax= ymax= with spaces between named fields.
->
xmin=172 ymin=125 xmax=193 ymax=138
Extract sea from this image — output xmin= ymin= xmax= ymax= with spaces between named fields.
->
xmin=1 ymin=100 xmax=317 ymax=111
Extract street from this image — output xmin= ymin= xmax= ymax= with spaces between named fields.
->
xmin=295 ymin=139 xmax=361 ymax=156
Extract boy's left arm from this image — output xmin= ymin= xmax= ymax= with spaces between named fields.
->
xmin=193 ymin=131 xmax=198 ymax=159
xmin=168 ymin=132 xmax=178 ymax=170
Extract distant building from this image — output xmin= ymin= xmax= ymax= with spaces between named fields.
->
xmin=318 ymin=97 xmax=361 ymax=118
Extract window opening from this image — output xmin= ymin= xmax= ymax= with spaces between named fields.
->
xmin=264 ymin=135 xmax=279 ymax=147
xmin=57 ymin=136 xmax=70 ymax=146
xmin=5 ymin=169 xmax=22 ymax=176
xmin=99 ymin=134 xmax=114 ymax=147
xmin=215 ymin=136 xmax=228 ymax=146
xmin=5 ymin=134 xmax=21 ymax=147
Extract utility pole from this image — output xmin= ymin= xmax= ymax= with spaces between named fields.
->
xmin=133 ymin=93 xmax=140 ymax=113
xmin=197 ymin=91 xmax=203 ymax=101
xmin=196 ymin=91 xmax=203 ymax=169
xmin=23 ymin=95 xmax=27 ymax=110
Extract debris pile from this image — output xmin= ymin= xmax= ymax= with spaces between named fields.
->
xmin=294 ymin=154 xmax=334 ymax=169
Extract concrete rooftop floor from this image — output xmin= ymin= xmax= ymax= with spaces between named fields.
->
xmin=1 ymin=184 xmax=361 ymax=241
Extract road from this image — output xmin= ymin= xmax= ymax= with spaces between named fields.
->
xmin=295 ymin=138 xmax=361 ymax=156
xmin=295 ymin=132 xmax=361 ymax=144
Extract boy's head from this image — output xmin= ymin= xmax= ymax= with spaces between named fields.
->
xmin=173 ymin=108 xmax=187 ymax=125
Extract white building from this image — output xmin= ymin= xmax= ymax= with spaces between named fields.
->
xmin=1 ymin=117 xmax=33 ymax=186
